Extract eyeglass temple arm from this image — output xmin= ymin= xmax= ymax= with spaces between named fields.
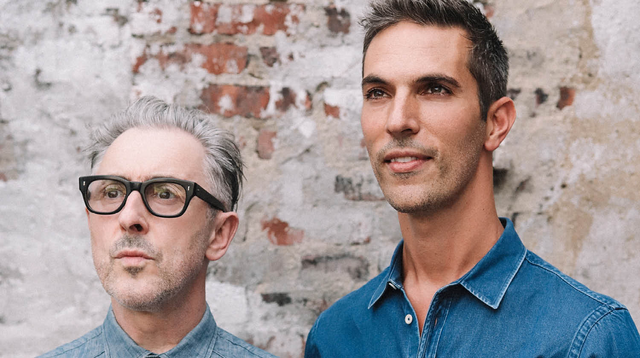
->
xmin=194 ymin=185 xmax=228 ymax=212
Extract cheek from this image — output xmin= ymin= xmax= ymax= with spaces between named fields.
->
xmin=361 ymin=114 xmax=383 ymax=150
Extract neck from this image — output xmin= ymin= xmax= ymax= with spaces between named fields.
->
xmin=399 ymin=155 xmax=504 ymax=288
xmin=111 ymin=270 xmax=208 ymax=354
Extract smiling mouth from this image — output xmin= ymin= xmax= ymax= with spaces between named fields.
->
xmin=385 ymin=156 xmax=432 ymax=174
xmin=389 ymin=156 xmax=421 ymax=163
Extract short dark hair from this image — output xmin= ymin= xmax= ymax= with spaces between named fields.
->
xmin=360 ymin=0 xmax=509 ymax=120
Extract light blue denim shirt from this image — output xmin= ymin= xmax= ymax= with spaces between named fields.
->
xmin=305 ymin=218 xmax=640 ymax=357
xmin=39 ymin=305 xmax=275 ymax=358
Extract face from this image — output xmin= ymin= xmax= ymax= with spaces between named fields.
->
xmin=88 ymin=127 xmax=215 ymax=312
xmin=361 ymin=22 xmax=487 ymax=215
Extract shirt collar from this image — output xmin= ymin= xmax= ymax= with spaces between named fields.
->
xmin=102 ymin=304 xmax=219 ymax=357
xmin=369 ymin=217 xmax=527 ymax=310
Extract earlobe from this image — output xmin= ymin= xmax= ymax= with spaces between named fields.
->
xmin=484 ymin=96 xmax=516 ymax=152
xmin=205 ymin=212 xmax=239 ymax=261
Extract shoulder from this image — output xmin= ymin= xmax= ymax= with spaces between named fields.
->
xmin=571 ymin=308 xmax=640 ymax=357
xmin=521 ymin=251 xmax=640 ymax=355
xmin=523 ymin=251 xmax=625 ymax=309
xmin=37 ymin=326 xmax=104 ymax=358
xmin=212 ymin=327 xmax=276 ymax=358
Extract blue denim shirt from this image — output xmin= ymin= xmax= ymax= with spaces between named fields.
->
xmin=39 ymin=305 xmax=275 ymax=358
xmin=305 ymin=218 xmax=640 ymax=357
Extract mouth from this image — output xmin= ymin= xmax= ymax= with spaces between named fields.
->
xmin=114 ymin=250 xmax=153 ymax=266
xmin=383 ymin=152 xmax=433 ymax=173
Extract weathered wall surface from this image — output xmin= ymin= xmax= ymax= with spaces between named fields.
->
xmin=0 ymin=0 xmax=638 ymax=356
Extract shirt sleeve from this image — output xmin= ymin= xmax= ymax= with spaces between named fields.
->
xmin=304 ymin=317 xmax=321 ymax=358
xmin=576 ymin=308 xmax=640 ymax=357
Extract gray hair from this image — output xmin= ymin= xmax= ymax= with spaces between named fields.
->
xmin=87 ymin=96 xmax=244 ymax=212
xmin=360 ymin=0 xmax=509 ymax=120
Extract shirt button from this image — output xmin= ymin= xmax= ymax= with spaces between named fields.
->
xmin=405 ymin=314 xmax=413 ymax=325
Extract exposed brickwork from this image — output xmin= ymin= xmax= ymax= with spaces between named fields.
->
xmin=256 ymin=129 xmax=277 ymax=160
xmin=200 ymin=84 xmax=270 ymax=118
xmin=261 ymin=217 xmax=304 ymax=246
xmin=557 ymin=87 xmax=576 ymax=109
xmin=189 ymin=3 xmax=304 ymax=36
xmin=323 ymin=103 xmax=340 ymax=118
xmin=325 ymin=5 xmax=351 ymax=34
xmin=133 ymin=43 xmax=248 ymax=75
xmin=260 ymin=46 xmax=280 ymax=67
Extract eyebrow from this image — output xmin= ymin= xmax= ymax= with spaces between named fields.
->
xmin=361 ymin=74 xmax=462 ymax=89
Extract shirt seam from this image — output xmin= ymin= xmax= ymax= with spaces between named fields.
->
xmin=524 ymin=254 xmax=619 ymax=309
xmin=568 ymin=305 xmax=625 ymax=358
xmin=216 ymin=330 xmax=268 ymax=357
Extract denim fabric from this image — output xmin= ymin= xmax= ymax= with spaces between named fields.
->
xmin=39 ymin=305 xmax=275 ymax=358
xmin=305 ymin=218 xmax=640 ymax=357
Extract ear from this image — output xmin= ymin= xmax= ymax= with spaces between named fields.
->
xmin=484 ymin=96 xmax=516 ymax=152
xmin=205 ymin=211 xmax=239 ymax=261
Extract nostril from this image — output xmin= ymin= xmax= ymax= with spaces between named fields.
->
xmin=132 ymin=224 xmax=144 ymax=232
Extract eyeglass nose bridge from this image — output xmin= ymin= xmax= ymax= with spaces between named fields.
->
xmin=122 ymin=180 xmax=151 ymax=213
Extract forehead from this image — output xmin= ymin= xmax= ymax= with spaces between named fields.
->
xmin=364 ymin=22 xmax=473 ymax=82
xmin=95 ymin=127 xmax=206 ymax=182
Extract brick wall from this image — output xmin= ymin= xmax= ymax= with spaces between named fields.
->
xmin=1 ymin=0 xmax=640 ymax=357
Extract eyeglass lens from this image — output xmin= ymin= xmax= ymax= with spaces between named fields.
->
xmin=86 ymin=179 xmax=187 ymax=216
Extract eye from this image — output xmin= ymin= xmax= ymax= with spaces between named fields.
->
xmin=148 ymin=183 xmax=185 ymax=202
xmin=103 ymin=185 xmax=125 ymax=199
xmin=365 ymin=88 xmax=388 ymax=100
xmin=424 ymin=84 xmax=451 ymax=96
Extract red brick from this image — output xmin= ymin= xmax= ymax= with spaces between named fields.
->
xmin=200 ymin=84 xmax=270 ymax=118
xmin=253 ymin=4 xmax=302 ymax=36
xmin=257 ymin=129 xmax=277 ymax=160
xmin=261 ymin=217 xmax=304 ymax=246
xmin=325 ymin=5 xmax=350 ymax=34
xmin=187 ymin=43 xmax=248 ymax=75
xmin=189 ymin=2 xmax=219 ymax=34
xmin=484 ymin=4 xmax=495 ymax=18
xmin=133 ymin=43 xmax=247 ymax=75
xmin=324 ymin=103 xmax=340 ymax=118
xmin=260 ymin=46 xmax=280 ymax=67
xmin=557 ymin=87 xmax=576 ymax=109
xmin=189 ymin=3 xmax=304 ymax=36
xmin=275 ymin=88 xmax=297 ymax=113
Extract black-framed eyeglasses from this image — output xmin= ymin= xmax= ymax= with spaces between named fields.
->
xmin=79 ymin=175 xmax=227 ymax=218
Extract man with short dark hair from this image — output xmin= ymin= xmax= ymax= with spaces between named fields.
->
xmin=40 ymin=97 xmax=274 ymax=357
xmin=305 ymin=0 xmax=640 ymax=356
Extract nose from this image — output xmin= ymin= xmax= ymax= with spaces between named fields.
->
xmin=118 ymin=191 xmax=150 ymax=234
xmin=385 ymin=92 xmax=420 ymax=137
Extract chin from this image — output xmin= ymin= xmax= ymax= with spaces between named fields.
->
xmin=111 ymin=288 xmax=172 ymax=312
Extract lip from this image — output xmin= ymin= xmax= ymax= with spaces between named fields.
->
xmin=114 ymin=250 xmax=153 ymax=260
xmin=383 ymin=150 xmax=433 ymax=173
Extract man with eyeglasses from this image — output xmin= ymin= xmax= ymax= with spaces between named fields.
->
xmin=40 ymin=97 xmax=274 ymax=357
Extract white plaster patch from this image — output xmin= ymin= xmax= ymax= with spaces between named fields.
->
xmin=206 ymin=280 xmax=249 ymax=326
xmin=296 ymin=117 xmax=316 ymax=138
xmin=218 ymin=95 xmax=234 ymax=114
xmin=323 ymin=88 xmax=362 ymax=111
xmin=566 ymin=138 xmax=605 ymax=184
xmin=590 ymin=0 xmax=640 ymax=87
xmin=281 ymin=161 xmax=305 ymax=207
